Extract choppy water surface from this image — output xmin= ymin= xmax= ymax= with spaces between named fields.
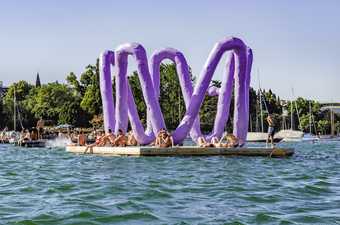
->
xmin=0 ymin=141 xmax=340 ymax=225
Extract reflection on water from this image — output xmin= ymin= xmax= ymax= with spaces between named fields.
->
xmin=0 ymin=141 xmax=340 ymax=224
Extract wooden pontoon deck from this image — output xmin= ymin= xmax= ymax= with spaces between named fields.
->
xmin=66 ymin=146 xmax=294 ymax=157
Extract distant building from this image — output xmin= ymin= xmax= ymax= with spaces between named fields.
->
xmin=36 ymin=72 xmax=41 ymax=87
xmin=0 ymin=81 xmax=8 ymax=99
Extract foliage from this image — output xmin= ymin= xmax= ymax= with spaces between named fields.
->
xmin=2 ymin=81 xmax=35 ymax=129
xmin=25 ymin=82 xmax=81 ymax=125
xmin=317 ymin=120 xmax=330 ymax=135
xmin=0 ymin=61 xmax=337 ymax=136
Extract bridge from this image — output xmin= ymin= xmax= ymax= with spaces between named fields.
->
xmin=320 ymin=103 xmax=340 ymax=136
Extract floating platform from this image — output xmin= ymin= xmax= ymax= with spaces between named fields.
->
xmin=66 ymin=146 xmax=294 ymax=157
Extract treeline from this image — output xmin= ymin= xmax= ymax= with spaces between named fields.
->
xmin=0 ymin=60 xmax=338 ymax=134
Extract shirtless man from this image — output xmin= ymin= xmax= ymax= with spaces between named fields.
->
xmin=266 ymin=115 xmax=275 ymax=148
xmin=127 ymin=131 xmax=138 ymax=146
xmin=78 ymin=130 xmax=86 ymax=146
xmin=23 ymin=129 xmax=31 ymax=141
xmin=113 ymin=129 xmax=127 ymax=147
xmin=36 ymin=118 xmax=44 ymax=139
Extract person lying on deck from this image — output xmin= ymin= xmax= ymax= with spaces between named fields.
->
xmin=208 ymin=132 xmax=239 ymax=148
xmin=113 ymin=129 xmax=127 ymax=147
xmin=127 ymin=131 xmax=138 ymax=146
xmin=197 ymin=136 xmax=214 ymax=147
xmin=155 ymin=128 xmax=174 ymax=148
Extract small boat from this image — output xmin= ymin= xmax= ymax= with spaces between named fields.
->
xmin=247 ymin=132 xmax=283 ymax=143
xmin=276 ymin=129 xmax=304 ymax=142
xmin=15 ymin=140 xmax=47 ymax=148
xmin=301 ymin=133 xmax=319 ymax=142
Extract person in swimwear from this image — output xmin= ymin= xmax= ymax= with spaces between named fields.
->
xmin=211 ymin=136 xmax=225 ymax=147
xmin=78 ymin=130 xmax=86 ymax=146
xmin=127 ymin=131 xmax=138 ymax=146
xmin=113 ymin=129 xmax=127 ymax=147
xmin=197 ymin=136 xmax=214 ymax=147
xmin=103 ymin=128 xmax=116 ymax=146
xmin=225 ymin=133 xmax=239 ymax=148
xmin=84 ymin=131 xmax=104 ymax=154
xmin=155 ymin=129 xmax=174 ymax=148
xmin=23 ymin=129 xmax=31 ymax=141
xmin=266 ymin=114 xmax=275 ymax=148
xmin=210 ymin=132 xmax=239 ymax=148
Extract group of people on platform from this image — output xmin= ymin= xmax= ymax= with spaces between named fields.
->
xmin=79 ymin=127 xmax=239 ymax=153
xmin=197 ymin=133 xmax=239 ymax=148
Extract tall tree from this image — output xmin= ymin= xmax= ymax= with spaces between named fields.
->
xmin=36 ymin=73 xmax=41 ymax=87
xmin=25 ymin=83 xmax=81 ymax=125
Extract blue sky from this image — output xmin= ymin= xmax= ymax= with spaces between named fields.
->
xmin=0 ymin=0 xmax=339 ymax=102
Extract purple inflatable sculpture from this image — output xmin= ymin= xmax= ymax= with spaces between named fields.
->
xmin=99 ymin=37 xmax=252 ymax=145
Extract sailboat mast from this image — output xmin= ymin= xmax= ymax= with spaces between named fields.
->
xmin=259 ymin=90 xmax=264 ymax=132
xmin=290 ymin=100 xmax=293 ymax=130
xmin=13 ymin=87 xmax=16 ymax=131
xmin=331 ymin=107 xmax=335 ymax=137
xmin=309 ymin=101 xmax=312 ymax=134
xmin=258 ymin=68 xmax=264 ymax=133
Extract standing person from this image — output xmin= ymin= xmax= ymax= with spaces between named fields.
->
xmin=36 ymin=118 xmax=44 ymax=139
xmin=266 ymin=115 xmax=275 ymax=148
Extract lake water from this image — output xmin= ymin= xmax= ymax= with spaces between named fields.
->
xmin=0 ymin=141 xmax=339 ymax=224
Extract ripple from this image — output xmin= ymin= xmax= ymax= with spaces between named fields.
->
xmin=0 ymin=142 xmax=340 ymax=224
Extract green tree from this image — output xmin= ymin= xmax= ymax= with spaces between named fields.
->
xmin=25 ymin=83 xmax=81 ymax=125
xmin=317 ymin=120 xmax=330 ymax=135
xmin=66 ymin=59 xmax=102 ymax=116
xmin=3 ymin=81 xmax=35 ymax=129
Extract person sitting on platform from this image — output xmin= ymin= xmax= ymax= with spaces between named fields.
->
xmin=31 ymin=127 xmax=38 ymax=141
xmin=23 ymin=129 xmax=31 ymax=141
xmin=84 ymin=131 xmax=104 ymax=154
xmin=102 ymin=128 xmax=116 ymax=146
xmin=155 ymin=128 xmax=174 ymax=148
xmin=18 ymin=129 xmax=26 ymax=145
xmin=127 ymin=131 xmax=138 ymax=146
xmin=197 ymin=136 xmax=214 ymax=147
xmin=113 ymin=129 xmax=127 ymax=147
xmin=78 ymin=130 xmax=86 ymax=146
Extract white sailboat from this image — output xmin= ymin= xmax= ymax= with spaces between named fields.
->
xmin=246 ymin=71 xmax=283 ymax=143
xmin=8 ymin=87 xmax=20 ymax=144
xmin=277 ymin=89 xmax=304 ymax=142
xmin=301 ymin=101 xmax=319 ymax=142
